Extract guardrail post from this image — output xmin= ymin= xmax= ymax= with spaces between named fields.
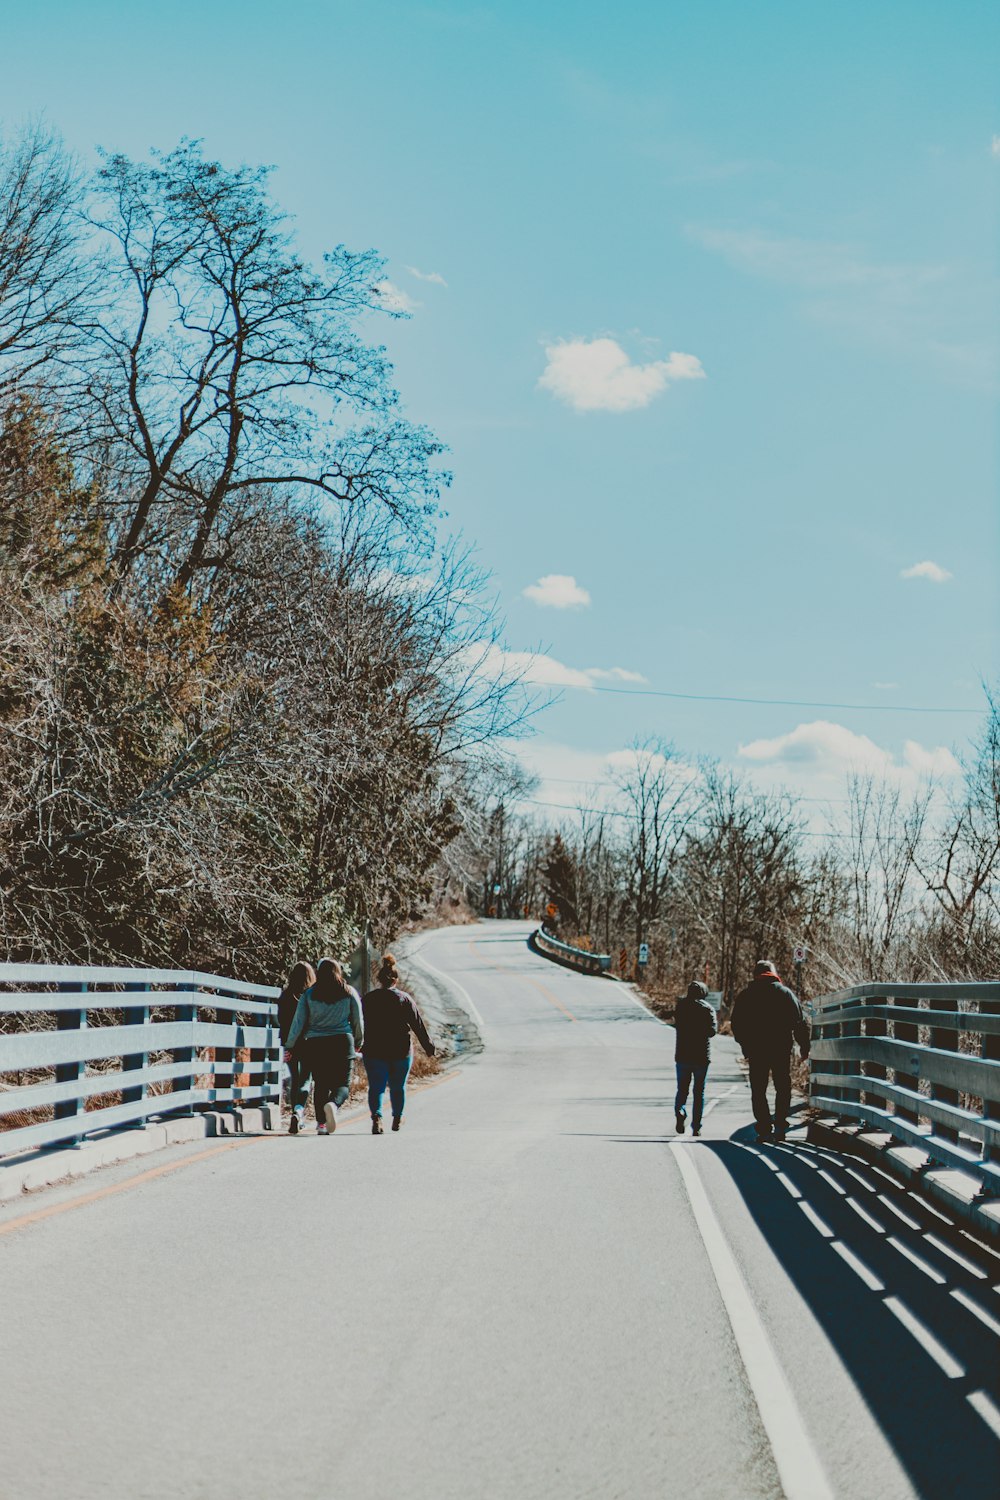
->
xmin=839 ymin=1001 xmax=862 ymax=1122
xmin=53 ymin=981 xmax=86 ymax=1148
xmin=172 ymin=990 xmax=196 ymax=1116
xmin=213 ymin=994 xmax=235 ymax=1108
xmin=121 ymin=982 xmax=150 ymax=1113
xmin=984 ymin=1000 xmax=1000 ymax=1171
xmin=862 ymin=996 xmax=887 ymax=1113
xmin=930 ymin=996 xmax=960 ymax=1145
xmin=891 ymin=993 xmax=920 ymax=1126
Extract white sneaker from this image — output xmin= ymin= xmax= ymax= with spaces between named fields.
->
xmin=317 ymin=1123 xmax=328 ymax=1135
xmin=324 ymin=1102 xmax=338 ymax=1133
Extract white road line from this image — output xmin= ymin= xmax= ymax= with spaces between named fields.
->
xmin=877 ymin=1194 xmax=921 ymax=1231
xmin=887 ymin=1236 xmax=947 ymax=1285
xmin=884 ymin=1297 xmax=965 ymax=1379
xmin=925 ymin=1233 xmax=988 ymax=1280
xmin=799 ymin=1202 xmax=835 ymax=1238
xmin=702 ymin=1083 xmax=741 ymax=1119
xmin=845 ymin=1197 xmax=887 ymax=1235
xmin=776 ymin=1172 xmax=803 ymax=1200
xmin=411 ymin=951 xmax=489 ymax=1041
xmin=671 ymin=1145 xmax=834 ymax=1500
xmin=831 ymin=1240 xmax=885 ymax=1292
xmin=968 ymin=1390 xmax=1000 ymax=1440
xmin=951 ymin=1287 xmax=1000 ymax=1337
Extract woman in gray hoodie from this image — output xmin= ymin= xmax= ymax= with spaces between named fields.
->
xmin=284 ymin=957 xmax=363 ymax=1134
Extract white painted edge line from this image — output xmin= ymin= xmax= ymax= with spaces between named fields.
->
xmin=408 ymin=950 xmax=489 ymax=1043
xmin=671 ymin=1144 xmax=834 ymax=1500
xmin=884 ymin=1297 xmax=965 ymax=1379
xmin=968 ymin=1389 xmax=1000 ymax=1440
xmin=702 ymin=1082 xmax=742 ymax=1119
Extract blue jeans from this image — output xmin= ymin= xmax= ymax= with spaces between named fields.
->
xmin=675 ymin=1063 xmax=709 ymax=1130
xmin=365 ymin=1056 xmax=412 ymax=1121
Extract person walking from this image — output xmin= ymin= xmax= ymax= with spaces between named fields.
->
xmin=730 ymin=959 xmax=810 ymax=1143
xmin=673 ymin=980 xmax=717 ymax=1136
xmin=284 ymin=957 xmax=363 ymax=1134
xmin=361 ymin=954 xmax=436 ymax=1135
xmin=277 ymin=960 xmax=316 ymax=1135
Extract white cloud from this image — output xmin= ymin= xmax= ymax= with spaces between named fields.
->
xmin=992 ymin=136 xmax=1000 ymax=157
xmin=872 ymin=682 xmax=899 ymax=691
xmin=900 ymin=560 xmax=953 ymax=583
xmin=738 ymin=719 xmax=961 ymax=789
xmin=538 ymin=337 xmax=705 ymax=413
xmin=584 ymin=666 xmax=648 ymax=683
xmin=522 ymin=573 xmax=591 ymax=609
xmin=464 ymin=645 xmax=644 ymax=692
xmin=373 ymin=280 xmax=418 ymax=313
xmin=406 ymin=266 xmax=448 ymax=287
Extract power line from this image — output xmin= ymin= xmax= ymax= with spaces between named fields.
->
xmin=520 ymin=796 xmax=890 ymax=841
xmin=585 ymin=684 xmax=980 ymax=715
xmin=535 ymin=774 xmax=852 ymax=804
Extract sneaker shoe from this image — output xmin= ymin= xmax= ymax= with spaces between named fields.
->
xmin=288 ymin=1113 xmax=300 ymax=1136
xmin=324 ymin=1102 xmax=338 ymax=1133
xmin=675 ymin=1112 xmax=686 ymax=1134
xmin=372 ymin=1117 xmax=384 ymax=1135
xmin=772 ymin=1129 xmax=786 ymax=1143
xmin=756 ymin=1127 xmax=773 ymax=1144
xmin=317 ymin=1124 xmax=328 ymax=1135
xmin=692 ymin=1126 xmax=702 ymax=1137
xmin=391 ymin=1116 xmax=403 ymax=1132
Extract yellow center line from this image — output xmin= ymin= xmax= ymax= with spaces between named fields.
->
xmin=466 ymin=937 xmax=580 ymax=1023
xmin=0 ymin=1139 xmax=248 ymax=1239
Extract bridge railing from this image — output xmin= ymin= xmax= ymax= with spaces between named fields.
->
xmin=809 ymin=981 xmax=1000 ymax=1196
xmin=0 ymin=963 xmax=280 ymax=1158
xmin=533 ymin=927 xmax=612 ymax=976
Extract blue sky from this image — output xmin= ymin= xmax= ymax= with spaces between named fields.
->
xmin=4 ymin=0 xmax=997 ymax=819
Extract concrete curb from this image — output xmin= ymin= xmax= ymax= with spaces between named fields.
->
xmin=0 ymin=1105 xmax=279 ymax=1202
xmin=808 ymin=1116 xmax=1000 ymax=1248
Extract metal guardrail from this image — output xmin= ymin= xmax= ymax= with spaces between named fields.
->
xmin=532 ymin=927 xmax=612 ymax=976
xmin=809 ymin=982 xmax=1000 ymax=1196
xmin=0 ymin=963 xmax=280 ymax=1157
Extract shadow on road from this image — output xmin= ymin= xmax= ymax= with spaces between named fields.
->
xmin=695 ymin=1136 xmax=1000 ymax=1498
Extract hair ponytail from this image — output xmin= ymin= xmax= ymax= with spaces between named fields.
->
xmin=377 ymin=953 xmax=399 ymax=988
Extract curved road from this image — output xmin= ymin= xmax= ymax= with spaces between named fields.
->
xmin=2 ymin=921 xmax=998 ymax=1499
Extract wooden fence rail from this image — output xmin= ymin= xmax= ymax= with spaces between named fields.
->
xmin=809 ymin=981 xmax=1000 ymax=1197
xmin=0 ymin=963 xmax=281 ymax=1157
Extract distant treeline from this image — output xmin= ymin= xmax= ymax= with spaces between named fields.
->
xmin=476 ymin=722 xmax=1000 ymax=1001
xmin=0 ymin=126 xmax=526 ymax=975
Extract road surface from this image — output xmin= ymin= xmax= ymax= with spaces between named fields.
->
xmin=2 ymin=921 xmax=998 ymax=1499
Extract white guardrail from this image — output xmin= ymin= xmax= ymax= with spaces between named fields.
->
xmin=0 ymin=964 xmax=281 ymax=1158
xmin=810 ymin=982 xmax=1000 ymax=1197
xmin=533 ymin=927 xmax=612 ymax=976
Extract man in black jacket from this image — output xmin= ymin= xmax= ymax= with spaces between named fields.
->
xmin=730 ymin=960 xmax=810 ymax=1142
xmin=673 ymin=980 xmax=718 ymax=1136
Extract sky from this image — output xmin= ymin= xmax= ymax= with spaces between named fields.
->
xmin=3 ymin=0 xmax=998 ymax=828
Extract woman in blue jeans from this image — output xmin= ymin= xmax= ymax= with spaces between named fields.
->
xmin=673 ymin=980 xmax=718 ymax=1136
xmin=361 ymin=954 xmax=435 ymax=1134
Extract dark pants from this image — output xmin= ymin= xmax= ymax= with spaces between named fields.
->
xmin=748 ymin=1050 xmax=792 ymax=1135
xmin=365 ymin=1055 xmax=412 ymax=1121
xmin=306 ymin=1036 xmax=354 ymax=1123
xmin=674 ymin=1063 xmax=709 ymax=1130
xmin=285 ymin=1053 xmax=311 ymax=1114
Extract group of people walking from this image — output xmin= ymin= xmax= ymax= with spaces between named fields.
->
xmin=277 ymin=953 xmax=435 ymax=1136
xmin=673 ymin=959 xmax=811 ymax=1142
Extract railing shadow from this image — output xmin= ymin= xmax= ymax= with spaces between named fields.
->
xmin=695 ymin=1134 xmax=1000 ymax=1497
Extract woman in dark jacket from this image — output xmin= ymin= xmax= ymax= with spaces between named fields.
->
xmin=277 ymin=960 xmax=315 ymax=1133
xmin=361 ymin=954 xmax=435 ymax=1135
xmin=673 ymin=980 xmax=718 ymax=1136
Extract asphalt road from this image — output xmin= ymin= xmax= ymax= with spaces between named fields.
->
xmin=2 ymin=921 xmax=998 ymax=1500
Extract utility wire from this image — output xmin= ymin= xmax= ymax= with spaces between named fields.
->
xmin=585 ymin=684 xmax=980 ymax=715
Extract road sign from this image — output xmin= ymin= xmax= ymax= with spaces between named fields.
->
xmin=793 ymin=945 xmax=808 ymax=964
xmin=638 ymin=942 xmax=650 ymax=966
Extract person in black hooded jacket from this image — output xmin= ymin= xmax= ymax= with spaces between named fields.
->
xmin=672 ymin=980 xmax=718 ymax=1136
xmin=730 ymin=959 xmax=810 ymax=1142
